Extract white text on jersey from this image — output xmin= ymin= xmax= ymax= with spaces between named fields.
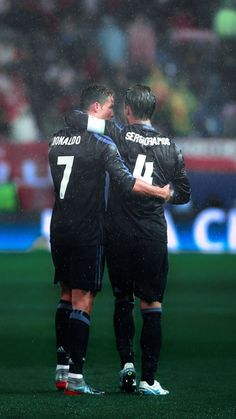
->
xmin=52 ymin=136 xmax=81 ymax=146
xmin=125 ymin=132 xmax=170 ymax=146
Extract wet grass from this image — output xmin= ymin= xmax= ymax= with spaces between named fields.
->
xmin=0 ymin=251 xmax=235 ymax=419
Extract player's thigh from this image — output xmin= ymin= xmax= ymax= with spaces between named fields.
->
xmin=50 ymin=242 xmax=71 ymax=288
xmin=133 ymin=240 xmax=169 ymax=303
xmin=106 ymin=238 xmax=134 ymax=296
xmin=70 ymin=244 xmax=105 ymax=292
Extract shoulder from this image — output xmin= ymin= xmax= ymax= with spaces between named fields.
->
xmin=109 ymin=119 xmax=125 ymax=132
xmin=153 ymin=127 xmax=173 ymax=146
xmin=92 ymin=133 xmax=116 ymax=148
xmin=49 ymin=128 xmax=64 ymax=147
xmin=92 ymin=133 xmax=120 ymax=160
xmin=50 ymin=126 xmax=75 ymax=140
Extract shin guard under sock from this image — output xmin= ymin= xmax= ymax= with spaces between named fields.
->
xmin=114 ymin=299 xmax=135 ymax=368
xmin=140 ymin=308 xmax=162 ymax=385
xmin=68 ymin=310 xmax=90 ymax=374
xmin=55 ymin=300 xmax=72 ymax=365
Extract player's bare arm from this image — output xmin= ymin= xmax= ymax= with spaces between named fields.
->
xmin=133 ymin=180 xmax=171 ymax=201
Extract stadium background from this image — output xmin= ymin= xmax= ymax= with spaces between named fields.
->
xmin=0 ymin=1 xmax=235 ymax=418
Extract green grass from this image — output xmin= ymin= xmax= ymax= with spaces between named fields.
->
xmin=0 ymin=252 xmax=235 ymax=419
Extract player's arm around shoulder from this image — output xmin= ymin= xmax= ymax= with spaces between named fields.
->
xmin=64 ymin=109 xmax=123 ymax=143
xmin=132 ymin=180 xmax=171 ymax=201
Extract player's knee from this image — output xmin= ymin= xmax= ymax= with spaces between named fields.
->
xmin=72 ymin=289 xmax=95 ymax=314
xmin=60 ymin=281 xmax=72 ymax=302
xmin=140 ymin=300 xmax=162 ymax=311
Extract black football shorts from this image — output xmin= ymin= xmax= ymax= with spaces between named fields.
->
xmin=106 ymin=236 xmax=168 ymax=303
xmin=51 ymin=243 xmax=105 ymax=292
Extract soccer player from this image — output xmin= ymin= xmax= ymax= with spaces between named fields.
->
xmin=65 ymin=84 xmax=191 ymax=395
xmin=49 ymin=85 xmax=171 ymax=396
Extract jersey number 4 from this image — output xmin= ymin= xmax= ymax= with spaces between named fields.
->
xmin=133 ymin=154 xmax=154 ymax=184
xmin=57 ymin=156 xmax=74 ymax=199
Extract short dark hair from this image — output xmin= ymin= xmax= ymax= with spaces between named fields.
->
xmin=125 ymin=84 xmax=156 ymax=120
xmin=80 ymin=84 xmax=114 ymax=112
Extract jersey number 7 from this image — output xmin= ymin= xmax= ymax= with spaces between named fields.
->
xmin=57 ymin=156 xmax=74 ymax=199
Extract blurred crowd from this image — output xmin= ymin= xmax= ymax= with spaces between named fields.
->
xmin=0 ymin=0 xmax=236 ymax=142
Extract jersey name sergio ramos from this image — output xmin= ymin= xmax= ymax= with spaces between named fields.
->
xmin=85 ymin=117 xmax=190 ymax=242
xmin=48 ymin=126 xmax=135 ymax=246
xmin=126 ymin=131 xmax=170 ymax=147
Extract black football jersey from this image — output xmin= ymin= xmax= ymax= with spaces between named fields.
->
xmin=103 ymin=121 xmax=191 ymax=242
xmin=48 ymin=126 xmax=135 ymax=245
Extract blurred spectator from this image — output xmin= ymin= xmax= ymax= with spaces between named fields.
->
xmin=0 ymin=72 xmax=39 ymax=142
xmin=0 ymin=157 xmax=17 ymax=212
xmin=222 ymin=102 xmax=236 ymax=136
xmin=22 ymin=159 xmax=52 ymax=187
xmin=0 ymin=0 xmax=10 ymax=14
xmin=146 ymin=67 xmax=198 ymax=137
xmin=213 ymin=0 xmax=236 ymax=102
xmin=0 ymin=160 xmax=10 ymax=183
xmin=213 ymin=0 xmax=236 ymax=38
xmin=127 ymin=15 xmax=157 ymax=80
xmin=169 ymin=8 xmax=194 ymax=30
xmin=98 ymin=15 xmax=128 ymax=70
xmin=81 ymin=0 xmax=101 ymax=17
xmin=0 ymin=0 xmax=235 ymax=140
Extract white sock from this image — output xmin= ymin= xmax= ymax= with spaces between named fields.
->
xmin=68 ymin=372 xmax=83 ymax=379
xmin=56 ymin=365 xmax=69 ymax=370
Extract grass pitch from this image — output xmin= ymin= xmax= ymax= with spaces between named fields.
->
xmin=0 ymin=251 xmax=235 ymax=419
